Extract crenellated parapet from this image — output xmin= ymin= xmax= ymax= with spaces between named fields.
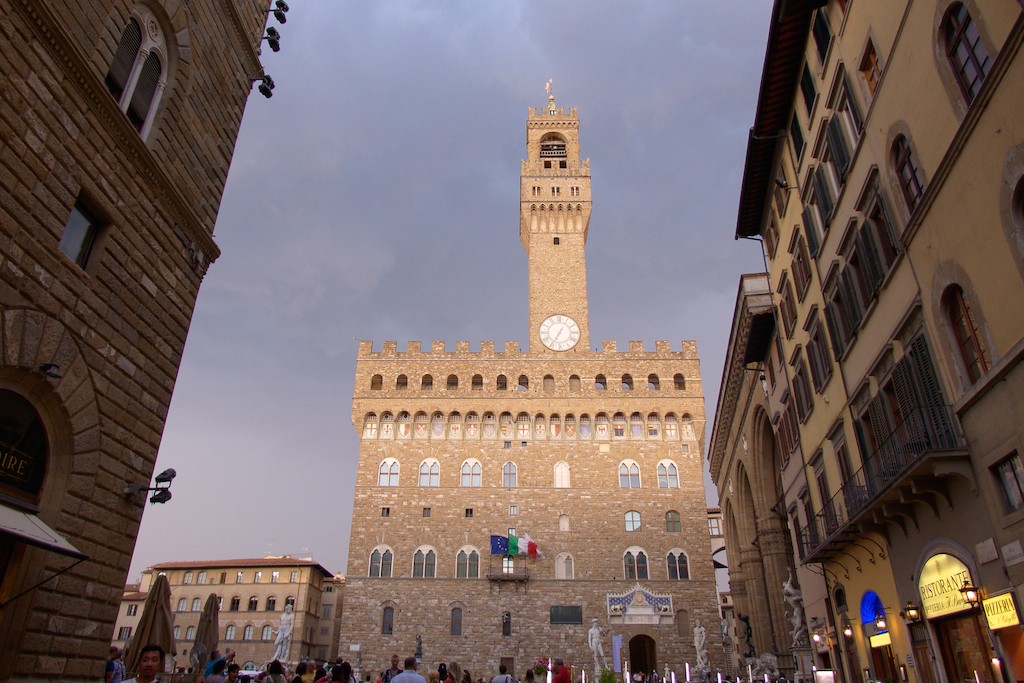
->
xmin=357 ymin=339 xmax=699 ymax=360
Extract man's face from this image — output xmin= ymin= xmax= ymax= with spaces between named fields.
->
xmin=228 ymin=671 xmax=239 ymax=682
xmin=139 ymin=651 xmax=163 ymax=678
xmin=392 ymin=657 xmax=400 ymax=669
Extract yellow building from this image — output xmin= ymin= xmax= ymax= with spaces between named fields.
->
xmin=0 ymin=0 xmax=273 ymax=679
xmin=114 ymin=557 xmax=342 ymax=671
xmin=338 ymin=93 xmax=722 ymax=680
xmin=721 ymin=1 xmax=1024 ymax=683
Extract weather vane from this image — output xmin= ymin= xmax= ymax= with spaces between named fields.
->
xmin=545 ymin=78 xmax=554 ymax=99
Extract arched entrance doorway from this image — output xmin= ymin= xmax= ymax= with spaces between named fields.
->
xmin=628 ymin=634 xmax=656 ymax=680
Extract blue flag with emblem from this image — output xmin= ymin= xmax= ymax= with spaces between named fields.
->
xmin=490 ymin=535 xmax=509 ymax=555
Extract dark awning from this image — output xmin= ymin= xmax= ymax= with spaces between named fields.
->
xmin=0 ymin=503 xmax=87 ymax=559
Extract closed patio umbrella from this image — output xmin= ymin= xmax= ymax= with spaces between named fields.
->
xmin=125 ymin=572 xmax=176 ymax=676
xmin=191 ymin=593 xmax=220 ymax=673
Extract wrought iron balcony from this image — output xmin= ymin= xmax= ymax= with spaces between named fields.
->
xmin=797 ymin=403 xmax=969 ymax=562
xmin=486 ymin=568 xmax=530 ymax=582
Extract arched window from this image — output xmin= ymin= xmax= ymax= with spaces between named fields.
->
xmin=197 ymin=571 xmax=207 ymax=585
xmin=174 ymin=625 xmax=181 ymax=640
xmin=451 ymin=606 xmax=463 ymax=635
xmin=667 ymin=550 xmax=690 ymax=580
xmin=559 ymin=514 xmax=570 ymax=531
xmin=225 ymin=625 xmax=236 ymax=640
xmin=594 ymin=374 xmax=606 ymax=390
xmin=544 ymin=374 xmax=555 ymax=391
xmin=419 ymin=459 xmax=440 ymax=486
xmin=186 ymin=625 xmax=196 ymax=640
xmin=105 ymin=11 xmax=167 ymax=136
xmin=624 ymin=510 xmax=641 ymax=532
xmin=943 ymin=3 xmax=991 ymax=103
xmin=472 ymin=374 xmax=483 ymax=390
xmin=621 ymin=374 xmax=633 ymax=390
xmin=382 ymin=606 xmax=394 ymax=634
xmin=247 ymin=596 xmax=258 ymax=611
xmin=396 ymin=374 xmax=408 ymax=390
xmin=569 ymin=375 xmax=581 ymax=391
xmin=421 ymin=374 xmax=433 ymax=390
xmin=648 ymin=374 xmax=660 ymax=390
xmin=369 ymin=547 xmax=393 ymax=578
xmin=497 ymin=374 xmax=508 ymax=390
xmin=285 ymin=596 xmax=295 ymax=607
xmin=183 ymin=572 xmax=194 ymax=585
xmin=624 ymin=548 xmax=649 ymax=580
xmin=378 ymin=458 xmax=399 ymax=486
xmin=413 ymin=548 xmax=437 ymax=578
xmin=371 ymin=374 xmax=383 ymax=390
xmin=503 ymin=462 xmax=517 ymax=487
xmin=666 ymin=510 xmax=682 ymax=532
xmin=517 ymin=375 xmax=529 ymax=391
xmin=555 ymin=552 xmax=574 ymax=579
xmin=658 ymin=461 xmax=680 ymax=488
xmin=229 ymin=596 xmax=240 ymax=611
xmin=265 ymin=596 xmax=276 ymax=611
xmin=176 ymin=598 xmax=186 ymax=612
xmin=674 ymin=373 xmax=686 ymax=390
xmin=242 ymin=625 xmax=253 ymax=641
xmin=456 ymin=548 xmax=480 ymax=578
xmin=261 ymin=625 xmax=273 ymax=640
xmin=619 ymin=461 xmax=641 ymax=488
xmin=461 ymin=459 xmax=482 ymax=487
xmin=447 ymin=374 xmax=459 ymax=390
xmin=945 ymin=284 xmax=990 ymax=383
xmin=893 ymin=134 xmax=925 ymax=211
xmin=554 ymin=462 xmax=570 ymax=488
xmin=191 ymin=598 xmax=201 ymax=611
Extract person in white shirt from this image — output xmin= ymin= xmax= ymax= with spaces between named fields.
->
xmin=391 ymin=657 xmax=427 ymax=683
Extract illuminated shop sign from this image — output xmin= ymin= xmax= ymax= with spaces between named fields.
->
xmin=917 ymin=553 xmax=973 ymax=618
xmin=982 ymin=592 xmax=1020 ymax=630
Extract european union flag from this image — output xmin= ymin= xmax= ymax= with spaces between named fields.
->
xmin=490 ymin=535 xmax=508 ymax=555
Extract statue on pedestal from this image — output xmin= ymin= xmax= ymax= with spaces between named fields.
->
xmin=588 ymin=618 xmax=609 ymax=675
xmin=269 ymin=604 xmax=295 ymax=663
xmin=783 ymin=571 xmax=807 ymax=648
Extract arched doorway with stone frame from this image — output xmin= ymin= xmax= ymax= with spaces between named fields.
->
xmin=628 ymin=633 xmax=657 ymax=681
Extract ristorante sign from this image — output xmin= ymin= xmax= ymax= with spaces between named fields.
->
xmin=918 ymin=553 xmax=973 ymax=619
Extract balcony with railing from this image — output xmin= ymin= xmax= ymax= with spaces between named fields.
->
xmin=797 ymin=404 xmax=970 ymax=562
xmin=486 ymin=568 xmax=530 ymax=582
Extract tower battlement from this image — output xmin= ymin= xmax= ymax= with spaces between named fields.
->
xmin=357 ymin=339 xmax=699 ymax=359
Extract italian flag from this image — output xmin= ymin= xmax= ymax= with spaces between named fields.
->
xmin=509 ymin=533 xmax=541 ymax=558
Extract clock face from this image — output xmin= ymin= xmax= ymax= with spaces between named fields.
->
xmin=539 ymin=315 xmax=581 ymax=351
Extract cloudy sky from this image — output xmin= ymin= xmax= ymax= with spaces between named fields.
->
xmin=127 ymin=0 xmax=772 ymax=580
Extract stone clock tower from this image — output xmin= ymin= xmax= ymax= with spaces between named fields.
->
xmin=341 ymin=88 xmax=721 ymax=681
xmin=521 ymin=87 xmax=592 ymax=353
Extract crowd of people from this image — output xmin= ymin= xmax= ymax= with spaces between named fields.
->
xmin=106 ymin=646 xmax=581 ymax=683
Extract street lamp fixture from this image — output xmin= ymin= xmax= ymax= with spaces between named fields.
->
xmin=903 ymin=601 xmax=921 ymax=622
xmin=875 ymin=613 xmax=887 ymax=631
xmin=959 ymin=582 xmax=981 ymax=608
xmin=841 ymin=618 xmax=853 ymax=639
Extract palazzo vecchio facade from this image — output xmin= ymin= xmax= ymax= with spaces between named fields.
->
xmin=339 ymin=94 xmax=723 ymax=678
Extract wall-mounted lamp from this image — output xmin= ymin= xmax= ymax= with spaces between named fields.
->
xmin=811 ymin=630 xmax=823 ymax=644
xmin=959 ymin=582 xmax=981 ymax=608
xmin=263 ymin=27 xmax=281 ymax=52
xmin=251 ymin=74 xmax=275 ymax=98
xmin=39 ymin=363 xmax=62 ymax=379
xmin=124 ymin=468 xmax=176 ymax=504
xmin=841 ymin=619 xmax=853 ymax=639
xmin=875 ymin=612 xmax=887 ymax=631
xmin=902 ymin=601 xmax=921 ymax=622
xmin=268 ymin=0 xmax=289 ymax=23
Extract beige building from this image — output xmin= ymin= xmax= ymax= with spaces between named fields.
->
xmin=338 ymin=94 xmax=722 ymax=680
xmin=716 ymin=2 xmax=1024 ymax=683
xmin=116 ymin=557 xmax=341 ymax=671
xmin=0 ymin=0 xmax=273 ymax=679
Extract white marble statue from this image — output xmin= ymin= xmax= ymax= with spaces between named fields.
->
xmin=588 ymin=618 xmax=609 ymax=673
xmin=270 ymin=603 xmax=295 ymax=662
xmin=693 ymin=620 xmax=709 ymax=667
xmin=782 ymin=571 xmax=807 ymax=648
